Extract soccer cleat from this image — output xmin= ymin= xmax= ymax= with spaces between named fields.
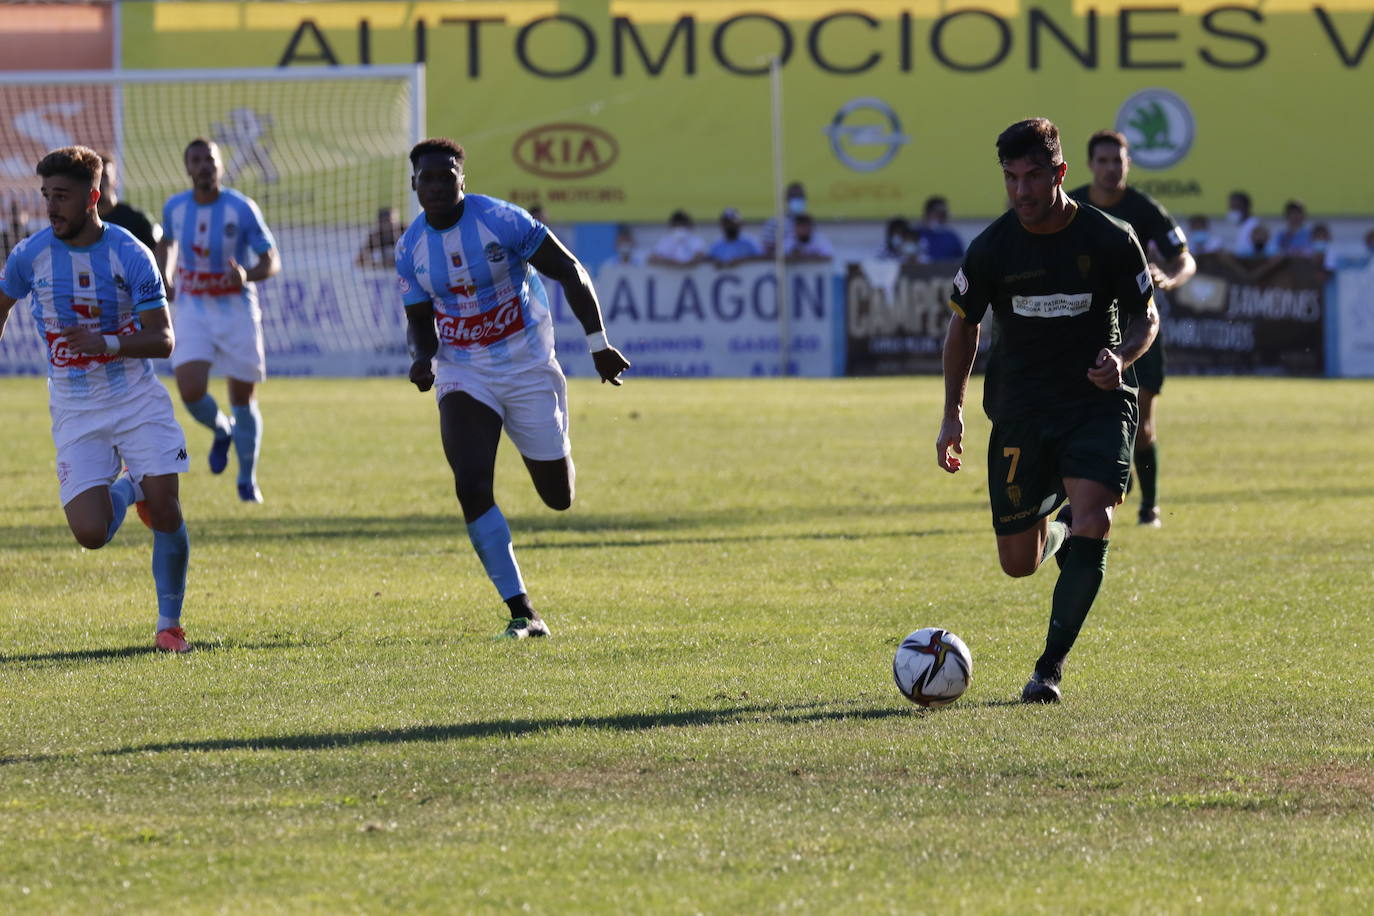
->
xmin=209 ymin=430 xmax=233 ymax=475
xmin=1020 ymin=672 xmax=1062 ymax=704
xmin=499 ymin=616 xmax=550 ymax=639
xmin=1138 ymin=506 xmax=1162 ymax=528
xmin=155 ymin=626 xmax=192 ymax=654
xmin=237 ymin=482 xmax=263 ymax=503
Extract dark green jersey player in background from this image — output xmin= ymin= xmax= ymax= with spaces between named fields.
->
xmin=1068 ymin=130 xmax=1195 ymax=527
xmin=937 ymin=118 xmax=1160 ymax=704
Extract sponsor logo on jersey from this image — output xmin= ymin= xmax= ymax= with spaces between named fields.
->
xmin=45 ymin=318 xmax=135 ymax=368
xmin=484 ymin=242 xmax=505 ymax=263
xmin=450 ymin=253 xmax=463 ymax=267
xmin=1011 ymin=293 xmax=1092 ymax=318
xmin=78 ymin=272 xmax=91 ymax=288
xmin=1136 ymin=269 xmax=1151 ymax=294
xmin=953 ymin=268 xmax=968 ymax=295
xmin=191 ymin=244 xmax=211 ymax=259
xmin=435 ymin=298 xmax=525 ymax=349
xmin=448 ymin=282 xmax=478 ymax=297
xmin=178 ymin=268 xmax=243 ymax=296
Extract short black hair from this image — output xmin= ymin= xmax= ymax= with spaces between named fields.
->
xmin=923 ymin=195 xmax=948 ymax=217
xmin=184 ymin=137 xmax=215 ymax=162
xmin=1086 ymin=129 xmax=1128 ymax=160
xmin=36 ymin=145 xmax=102 ymax=188
xmin=1229 ymin=190 xmax=1252 ymax=209
xmin=1283 ymin=199 xmax=1305 ymax=214
xmin=409 ymin=138 xmax=465 ymax=169
xmin=997 ymin=118 xmax=1063 ymax=169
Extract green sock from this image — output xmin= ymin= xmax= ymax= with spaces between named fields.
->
xmin=1035 ymin=536 xmax=1109 ymax=681
xmin=1135 ymin=442 xmax=1158 ymax=510
xmin=1040 ymin=520 xmax=1069 ymax=567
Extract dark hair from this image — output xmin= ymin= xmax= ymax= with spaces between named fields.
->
xmin=996 ymin=118 xmax=1063 ymax=168
xmin=923 ymin=195 xmax=948 ymax=217
xmin=184 ymin=137 xmax=215 ymax=162
xmin=1229 ymin=190 xmax=1252 ymax=209
xmin=36 ymin=145 xmax=103 ymax=188
xmin=409 ymin=138 xmax=466 ymax=169
xmin=668 ymin=209 xmax=692 ymax=227
xmin=1087 ymin=129 xmax=1128 ymax=160
xmin=1284 ymin=199 xmax=1305 ymax=214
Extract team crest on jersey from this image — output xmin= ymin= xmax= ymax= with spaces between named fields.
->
xmin=398 ymin=276 xmax=412 ymax=294
xmin=224 ymin=223 xmax=237 ymax=237
xmin=1077 ymin=255 xmax=1091 ymax=277
xmin=450 ymin=253 xmax=463 ymax=267
xmin=1007 ymin=484 xmax=1022 ymax=507
xmin=78 ymin=272 xmax=91 ymax=288
xmin=484 ymin=242 xmax=506 ymax=263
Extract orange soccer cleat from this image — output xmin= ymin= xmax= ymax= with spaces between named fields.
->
xmin=155 ymin=626 xmax=192 ymax=654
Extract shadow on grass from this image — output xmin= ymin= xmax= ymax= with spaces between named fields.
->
xmin=0 ymin=635 xmax=337 ymax=668
xmin=1 ymin=703 xmax=914 ymax=765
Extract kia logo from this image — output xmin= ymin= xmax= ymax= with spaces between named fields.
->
xmin=513 ymin=123 xmax=618 ymax=179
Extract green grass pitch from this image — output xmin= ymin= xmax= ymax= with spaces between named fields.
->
xmin=2 ymin=375 xmax=1372 ymax=913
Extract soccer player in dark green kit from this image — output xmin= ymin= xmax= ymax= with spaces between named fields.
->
xmin=1068 ymin=130 xmax=1195 ymax=527
xmin=937 ymin=118 xmax=1160 ymax=703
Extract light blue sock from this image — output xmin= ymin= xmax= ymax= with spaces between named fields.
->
xmin=152 ymin=522 xmax=189 ymax=628
xmin=186 ymin=394 xmax=232 ymax=438
xmin=231 ymin=402 xmax=261 ymax=486
xmin=105 ymin=476 xmax=136 ymax=544
xmin=466 ymin=505 xmax=526 ymax=600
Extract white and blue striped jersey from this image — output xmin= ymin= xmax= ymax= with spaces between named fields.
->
xmin=394 ymin=194 xmax=555 ymax=377
xmin=161 ymin=187 xmax=275 ymax=306
xmin=0 ymin=223 xmax=168 ymax=407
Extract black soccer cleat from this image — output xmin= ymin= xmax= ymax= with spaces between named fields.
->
xmin=1020 ymin=672 xmax=1062 ymax=704
xmin=499 ymin=616 xmax=550 ymax=639
xmin=1138 ymin=506 xmax=1162 ymax=528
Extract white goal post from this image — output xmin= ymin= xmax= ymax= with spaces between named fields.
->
xmin=0 ymin=65 xmax=425 ymax=377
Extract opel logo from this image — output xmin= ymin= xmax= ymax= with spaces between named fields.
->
xmin=825 ymin=98 xmax=909 ymax=173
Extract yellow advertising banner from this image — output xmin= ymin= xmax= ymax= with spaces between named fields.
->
xmin=120 ymin=1 xmax=1374 ymax=221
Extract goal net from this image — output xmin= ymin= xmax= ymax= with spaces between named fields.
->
xmin=0 ymin=65 xmax=423 ymax=377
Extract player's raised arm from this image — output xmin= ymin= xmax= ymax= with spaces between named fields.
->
xmin=528 ymin=233 xmax=630 ymax=386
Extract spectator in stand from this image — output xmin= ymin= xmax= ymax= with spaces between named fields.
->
xmin=1226 ymin=191 xmax=1261 ymax=256
xmin=648 ymin=209 xmax=707 ymax=267
xmin=1308 ymin=223 xmax=1339 ymax=271
xmin=707 ymin=207 xmax=763 ymax=267
xmin=919 ymin=195 xmax=965 ymax=261
xmin=603 ymin=223 xmax=644 ymax=268
xmin=529 ymin=203 xmax=547 ymax=224
xmin=1235 ymin=221 xmax=1276 ymax=258
xmin=1274 ymin=200 xmax=1313 ymax=255
xmin=1185 ymin=214 xmax=1224 ymax=255
xmin=97 ymin=152 xmax=161 ymax=253
xmin=0 ymin=194 xmax=33 ymax=260
xmin=355 ymin=206 xmax=404 ymax=269
xmin=762 ymin=181 xmax=808 ymax=256
xmin=784 ymin=213 xmax=834 ymax=262
xmin=876 ymin=217 xmax=913 ymax=260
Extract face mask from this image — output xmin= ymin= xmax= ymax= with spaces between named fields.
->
xmin=671 ymin=226 xmax=689 ymax=239
xmin=1227 ymin=209 xmax=1244 ymax=225
xmin=617 ymin=242 xmax=633 ymax=256
xmin=1313 ymin=241 xmax=1329 ymax=253
xmin=900 ymin=240 xmax=920 ymax=256
xmin=788 ymin=197 xmax=806 ymax=215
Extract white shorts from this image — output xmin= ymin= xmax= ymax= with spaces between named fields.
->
xmin=171 ymin=296 xmax=266 ymax=382
xmin=50 ymin=380 xmax=190 ymax=505
xmin=435 ymin=362 xmax=571 ymax=461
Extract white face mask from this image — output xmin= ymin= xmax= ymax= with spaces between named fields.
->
xmin=788 ymin=197 xmax=806 ymax=215
xmin=671 ymin=226 xmax=689 ymax=239
xmin=1227 ymin=209 xmax=1245 ymax=225
xmin=900 ymin=239 xmax=920 ymax=256
xmin=617 ymin=241 xmax=633 ymax=256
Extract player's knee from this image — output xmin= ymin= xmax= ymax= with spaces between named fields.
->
xmin=541 ymin=487 xmax=573 ymax=512
xmin=1000 ymin=555 xmax=1038 ymax=578
xmin=1071 ymin=507 xmax=1113 ymax=539
xmin=71 ymin=524 xmax=108 ymax=550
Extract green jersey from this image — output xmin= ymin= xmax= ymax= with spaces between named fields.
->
xmin=949 ymin=203 xmax=1153 ymax=422
xmin=1066 ymin=184 xmax=1187 ymax=262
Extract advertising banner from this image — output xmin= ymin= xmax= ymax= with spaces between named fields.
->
xmin=1330 ymin=266 xmax=1374 ymax=377
xmin=845 ymin=258 xmax=962 ymax=375
xmin=1168 ymin=253 xmax=1326 ymax=375
xmin=118 ymin=1 xmax=1374 ymax=221
xmin=558 ymin=262 xmax=841 ymax=377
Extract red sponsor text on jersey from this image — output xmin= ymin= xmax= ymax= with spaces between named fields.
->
xmin=179 ymin=269 xmax=243 ymax=296
xmin=436 ymin=298 xmax=525 ymax=349
xmin=46 ymin=317 xmax=137 ymax=369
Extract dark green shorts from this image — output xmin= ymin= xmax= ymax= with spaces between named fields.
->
xmin=987 ymin=395 xmax=1139 ymax=535
xmin=1132 ymin=332 xmax=1166 ymax=394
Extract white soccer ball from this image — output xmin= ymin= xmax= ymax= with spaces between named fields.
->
xmin=893 ymin=628 xmax=973 ymax=707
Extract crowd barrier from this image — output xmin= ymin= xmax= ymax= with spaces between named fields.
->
xmin=1 ymin=257 xmax=1369 ymax=380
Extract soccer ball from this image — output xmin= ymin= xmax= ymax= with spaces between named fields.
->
xmin=892 ymin=628 xmax=973 ymax=707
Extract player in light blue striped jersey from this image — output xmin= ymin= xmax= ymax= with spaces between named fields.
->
xmin=0 ymin=146 xmax=193 ymax=653
xmin=396 ymin=138 xmax=630 ymax=639
xmin=157 ymin=138 xmax=279 ymax=503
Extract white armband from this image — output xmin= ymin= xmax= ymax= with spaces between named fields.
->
xmin=103 ymin=334 xmax=122 ymax=355
xmin=586 ymin=330 xmax=610 ymax=353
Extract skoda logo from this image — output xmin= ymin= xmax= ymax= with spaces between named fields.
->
xmin=825 ymin=98 xmax=909 ymax=173
xmin=1115 ymin=89 xmax=1195 ymax=170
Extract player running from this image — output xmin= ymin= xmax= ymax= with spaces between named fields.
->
xmin=937 ymin=119 xmax=1159 ymax=703
xmin=1068 ymin=130 xmax=1195 ymax=528
xmin=156 ymin=138 xmax=279 ymax=503
xmin=0 ymin=146 xmax=193 ymax=653
xmin=397 ymin=138 xmax=630 ymax=639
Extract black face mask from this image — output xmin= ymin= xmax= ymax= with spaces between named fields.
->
xmin=724 ymin=226 xmax=740 ymax=240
